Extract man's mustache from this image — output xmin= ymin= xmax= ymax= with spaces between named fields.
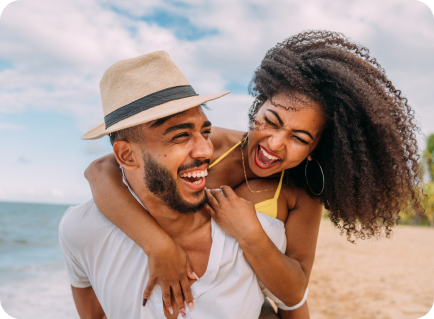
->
xmin=177 ymin=159 xmax=210 ymax=174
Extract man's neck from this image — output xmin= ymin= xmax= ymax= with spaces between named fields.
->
xmin=124 ymin=169 xmax=209 ymax=240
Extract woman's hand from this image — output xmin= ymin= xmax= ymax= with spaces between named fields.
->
xmin=144 ymin=239 xmax=197 ymax=317
xmin=205 ymin=186 xmax=262 ymax=242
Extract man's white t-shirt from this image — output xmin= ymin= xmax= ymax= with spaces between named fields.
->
xmin=59 ymin=199 xmax=290 ymax=319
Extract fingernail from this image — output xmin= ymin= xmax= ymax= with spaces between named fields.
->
xmin=168 ymin=306 xmax=173 ymax=315
xmin=192 ymin=271 xmax=200 ymax=282
xmin=142 ymin=298 xmax=147 ymax=306
xmin=188 ymin=302 xmax=194 ymax=311
xmin=180 ymin=308 xmax=186 ymax=318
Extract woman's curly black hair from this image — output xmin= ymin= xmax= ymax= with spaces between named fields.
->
xmin=248 ymin=30 xmax=424 ymax=241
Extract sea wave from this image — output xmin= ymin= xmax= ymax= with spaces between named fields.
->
xmin=0 ymin=268 xmax=78 ymax=319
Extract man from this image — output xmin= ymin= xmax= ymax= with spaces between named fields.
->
xmin=59 ymin=51 xmax=287 ymax=319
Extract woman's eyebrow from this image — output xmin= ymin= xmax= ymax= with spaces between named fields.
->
xmin=266 ymin=109 xmax=314 ymax=140
xmin=266 ymin=109 xmax=284 ymax=126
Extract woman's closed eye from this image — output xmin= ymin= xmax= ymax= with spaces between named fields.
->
xmin=264 ymin=116 xmax=278 ymax=128
xmin=294 ymin=136 xmax=309 ymax=145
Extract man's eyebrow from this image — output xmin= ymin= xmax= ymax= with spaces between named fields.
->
xmin=163 ymin=123 xmax=195 ymax=135
xmin=266 ymin=109 xmax=284 ymax=126
xmin=202 ymin=120 xmax=212 ymax=128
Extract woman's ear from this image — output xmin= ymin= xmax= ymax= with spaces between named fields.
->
xmin=112 ymin=140 xmax=140 ymax=171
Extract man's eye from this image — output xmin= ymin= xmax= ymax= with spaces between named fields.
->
xmin=264 ymin=116 xmax=278 ymax=127
xmin=202 ymin=130 xmax=212 ymax=135
xmin=173 ymin=133 xmax=189 ymax=139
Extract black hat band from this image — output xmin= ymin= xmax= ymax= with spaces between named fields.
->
xmin=104 ymin=85 xmax=198 ymax=129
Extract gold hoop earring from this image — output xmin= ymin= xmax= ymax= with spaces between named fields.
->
xmin=305 ymin=157 xmax=324 ymax=196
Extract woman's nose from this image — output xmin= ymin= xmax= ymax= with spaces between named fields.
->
xmin=267 ymin=132 xmax=286 ymax=153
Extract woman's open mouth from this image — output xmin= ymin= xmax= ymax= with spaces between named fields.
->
xmin=254 ymin=145 xmax=281 ymax=169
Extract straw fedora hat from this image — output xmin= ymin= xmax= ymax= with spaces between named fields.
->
xmin=82 ymin=51 xmax=230 ymax=140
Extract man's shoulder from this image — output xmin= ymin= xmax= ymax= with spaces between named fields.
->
xmin=59 ymin=199 xmax=104 ymax=229
xmin=256 ymin=212 xmax=287 ymax=253
xmin=59 ymin=199 xmax=110 ymax=250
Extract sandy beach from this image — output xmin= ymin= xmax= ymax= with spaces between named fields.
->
xmin=308 ymin=220 xmax=434 ymax=319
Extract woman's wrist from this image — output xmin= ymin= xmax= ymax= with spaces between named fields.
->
xmin=236 ymin=222 xmax=267 ymax=249
xmin=141 ymin=231 xmax=176 ymax=256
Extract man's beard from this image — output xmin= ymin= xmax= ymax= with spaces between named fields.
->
xmin=142 ymin=151 xmax=207 ymax=214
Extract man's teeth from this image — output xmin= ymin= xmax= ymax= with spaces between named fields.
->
xmin=261 ymin=147 xmax=280 ymax=161
xmin=192 ymin=178 xmax=202 ymax=185
xmin=180 ymin=170 xmax=208 ymax=178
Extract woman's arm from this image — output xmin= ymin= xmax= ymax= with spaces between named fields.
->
xmin=85 ymin=154 xmax=195 ymax=314
xmin=205 ymin=186 xmax=322 ymax=308
xmin=279 ymin=302 xmax=310 ymax=319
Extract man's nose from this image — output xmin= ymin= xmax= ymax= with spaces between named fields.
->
xmin=191 ymin=135 xmax=213 ymax=160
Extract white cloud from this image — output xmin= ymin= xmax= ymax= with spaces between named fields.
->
xmin=0 ymin=0 xmax=432 ymax=122
xmin=17 ymin=156 xmax=29 ymax=164
xmin=84 ymin=138 xmax=112 ymax=155
xmin=50 ymin=188 xmax=64 ymax=197
xmin=204 ymin=94 xmax=254 ymax=131
xmin=0 ymin=122 xmax=24 ymax=130
xmin=0 ymin=0 xmax=433 ymax=203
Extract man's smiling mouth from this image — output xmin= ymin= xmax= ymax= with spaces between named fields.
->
xmin=180 ymin=170 xmax=208 ymax=185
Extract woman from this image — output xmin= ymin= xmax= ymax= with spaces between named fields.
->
xmin=85 ymin=31 xmax=423 ymax=318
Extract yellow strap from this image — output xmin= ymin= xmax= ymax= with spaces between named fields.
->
xmin=274 ymin=171 xmax=285 ymax=199
xmin=209 ymin=137 xmax=246 ymax=169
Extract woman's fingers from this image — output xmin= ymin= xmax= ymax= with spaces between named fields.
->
xmin=205 ymin=188 xmax=220 ymax=209
xmin=171 ymin=284 xmax=187 ymax=318
xmin=142 ymin=277 xmax=156 ymax=307
xmin=185 ymin=255 xmax=199 ymax=281
xmin=180 ymin=278 xmax=194 ymax=313
xmin=210 ymin=188 xmax=227 ymax=202
xmin=161 ymin=285 xmax=174 ymax=315
xmin=204 ymin=203 xmax=217 ymax=219
xmin=220 ymin=185 xmax=237 ymax=199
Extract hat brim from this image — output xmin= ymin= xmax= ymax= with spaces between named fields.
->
xmin=81 ymin=90 xmax=230 ymax=140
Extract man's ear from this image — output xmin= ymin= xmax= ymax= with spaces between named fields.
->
xmin=112 ymin=140 xmax=140 ymax=171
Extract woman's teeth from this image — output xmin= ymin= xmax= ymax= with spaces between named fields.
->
xmin=260 ymin=147 xmax=280 ymax=161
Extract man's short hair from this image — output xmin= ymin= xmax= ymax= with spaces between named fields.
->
xmin=109 ymin=125 xmax=144 ymax=146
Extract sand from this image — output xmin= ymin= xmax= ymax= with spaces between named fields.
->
xmin=307 ymin=220 xmax=434 ymax=319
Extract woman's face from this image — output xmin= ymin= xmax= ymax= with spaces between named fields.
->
xmin=247 ymin=91 xmax=327 ymax=177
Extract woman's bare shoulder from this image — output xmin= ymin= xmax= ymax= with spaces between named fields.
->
xmin=210 ymin=126 xmax=246 ymax=154
xmin=281 ymin=179 xmax=322 ymax=216
xmin=280 ymin=179 xmax=308 ymax=211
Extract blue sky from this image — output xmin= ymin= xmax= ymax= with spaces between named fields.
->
xmin=0 ymin=0 xmax=433 ymax=204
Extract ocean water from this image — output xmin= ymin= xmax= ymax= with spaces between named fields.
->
xmin=0 ymin=201 xmax=79 ymax=319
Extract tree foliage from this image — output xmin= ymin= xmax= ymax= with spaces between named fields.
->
xmin=424 ymin=133 xmax=434 ymax=182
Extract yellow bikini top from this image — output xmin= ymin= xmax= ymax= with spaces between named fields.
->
xmin=209 ymin=139 xmax=284 ymax=219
